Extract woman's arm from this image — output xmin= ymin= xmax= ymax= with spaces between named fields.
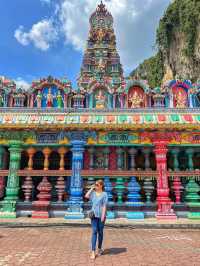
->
xmin=85 ymin=185 xmax=95 ymax=199
xmin=101 ymin=193 xmax=108 ymax=222
xmin=101 ymin=205 xmax=107 ymax=222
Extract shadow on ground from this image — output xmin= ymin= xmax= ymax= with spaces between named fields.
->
xmin=103 ymin=247 xmax=127 ymax=255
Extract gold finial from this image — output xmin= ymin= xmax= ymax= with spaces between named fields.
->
xmin=162 ymin=65 xmax=174 ymax=85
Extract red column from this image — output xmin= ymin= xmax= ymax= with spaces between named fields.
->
xmin=154 ymin=140 xmax=177 ymax=219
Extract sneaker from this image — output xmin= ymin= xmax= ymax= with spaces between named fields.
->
xmin=98 ymin=249 xmax=104 ymax=256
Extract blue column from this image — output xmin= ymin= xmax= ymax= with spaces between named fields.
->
xmin=89 ymin=94 xmax=93 ymax=108
xmin=108 ymin=94 xmax=113 ymax=108
xmin=104 ymin=176 xmax=116 ymax=219
xmin=65 ymin=140 xmax=85 ymax=219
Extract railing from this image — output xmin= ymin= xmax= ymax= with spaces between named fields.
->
xmin=1 ymin=169 xmax=200 ymax=177
xmin=0 ymin=107 xmax=200 ymax=114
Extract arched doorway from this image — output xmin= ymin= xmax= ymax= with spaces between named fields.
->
xmin=20 ymin=151 xmax=29 ymax=170
xmin=33 ymin=151 xmax=44 ymax=170
xmin=64 ymin=151 xmax=72 ymax=170
xmin=49 ymin=151 xmax=60 ymax=170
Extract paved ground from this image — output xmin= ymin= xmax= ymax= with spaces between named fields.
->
xmin=0 ymin=226 xmax=200 ymax=266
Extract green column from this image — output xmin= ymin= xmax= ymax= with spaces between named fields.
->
xmin=185 ymin=149 xmax=194 ymax=170
xmin=0 ymin=140 xmax=22 ymax=218
xmin=185 ymin=178 xmax=200 ymax=219
xmin=0 ymin=146 xmax=6 ymax=198
xmin=0 ymin=146 xmax=5 ymax=169
xmin=171 ymin=149 xmax=179 ymax=170
xmin=115 ymin=177 xmax=125 ymax=204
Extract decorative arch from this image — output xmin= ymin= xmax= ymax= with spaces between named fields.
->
xmin=168 ymin=80 xmax=191 ymax=108
xmin=88 ymin=80 xmax=113 ymax=109
xmin=30 ymin=76 xmax=72 ymax=108
xmin=88 ymin=80 xmax=112 ymax=94
xmin=0 ymin=77 xmax=15 ymax=107
xmin=190 ymin=82 xmax=200 ymax=107
xmin=0 ymin=87 xmax=9 ymax=107
xmin=125 ymin=80 xmax=150 ymax=108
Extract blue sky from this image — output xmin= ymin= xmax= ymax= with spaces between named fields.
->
xmin=0 ymin=0 xmax=171 ymax=89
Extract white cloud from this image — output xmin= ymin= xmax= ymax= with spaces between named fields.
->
xmin=14 ymin=19 xmax=58 ymax=51
xmin=58 ymin=0 xmax=171 ymax=72
xmin=14 ymin=77 xmax=30 ymax=91
xmin=14 ymin=0 xmax=171 ymax=72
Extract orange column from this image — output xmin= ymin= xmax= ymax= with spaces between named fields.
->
xmin=58 ymin=147 xmax=67 ymax=170
xmin=43 ymin=148 xmax=51 ymax=170
xmin=27 ymin=147 xmax=36 ymax=170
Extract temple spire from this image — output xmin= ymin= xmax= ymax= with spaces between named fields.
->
xmin=78 ymin=1 xmax=124 ymax=93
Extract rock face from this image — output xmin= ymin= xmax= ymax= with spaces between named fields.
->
xmin=131 ymin=0 xmax=200 ymax=87
xmin=165 ymin=27 xmax=200 ymax=82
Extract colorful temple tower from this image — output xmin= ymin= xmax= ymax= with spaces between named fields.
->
xmin=77 ymin=1 xmax=125 ymax=109
xmin=1 ymin=2 xmax=200 ymax=220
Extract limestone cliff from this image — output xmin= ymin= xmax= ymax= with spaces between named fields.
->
xmin=131 ymin=0 xmax=200 ymax=87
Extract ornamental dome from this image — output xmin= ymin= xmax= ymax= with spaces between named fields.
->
xmin=89 ymin=1 xmax=113 ymax=29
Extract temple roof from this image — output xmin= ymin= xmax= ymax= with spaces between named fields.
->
xmin=90 ymin=1 xmax=113 ymax=28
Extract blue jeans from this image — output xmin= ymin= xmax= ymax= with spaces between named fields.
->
xmin=91 ymin=217 xmax=105 ymax=251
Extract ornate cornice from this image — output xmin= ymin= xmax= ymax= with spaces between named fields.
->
xmin=0 ymin=108 xmax=200 ymax=130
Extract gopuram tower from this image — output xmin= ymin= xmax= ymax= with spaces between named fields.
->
xmin=78 ymin=1 xmax=125 ymax=109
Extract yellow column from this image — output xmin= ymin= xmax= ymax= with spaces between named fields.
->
xmin=43 ymin=147 xmax=51 ymax=170
xmin=27 ymin=147 xmax=36 ymax=170
xmin=58 ymin=147 xmax=67 ymax=170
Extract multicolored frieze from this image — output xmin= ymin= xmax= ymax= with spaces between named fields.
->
xmin=1 ymin=2 xmax=200 ymax=220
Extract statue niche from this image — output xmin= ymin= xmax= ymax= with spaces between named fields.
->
xmin=173 ymin=87 xmax=188 ymax=108
xmin=128 ymin=86 xmax=144 ymax=108
xmin=94 ymin=88 xmax=107 ymax=109
xmin=34 ymin=86 xmax=64 ymax=108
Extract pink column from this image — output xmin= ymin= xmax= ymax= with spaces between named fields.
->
xmin=154 ymin=140 xmax=177 ymax=219
xmin=172 ymin=177 xmax=183 ymax=204
xmin=32 ymin=176 xmax=52 ymax=218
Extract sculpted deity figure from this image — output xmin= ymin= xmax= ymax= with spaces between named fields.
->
xmin=97 ymin=28 xmax=105 ymax=43
xmin=0 ymin=93 xmax=4 ymax=107
xmin=46 ymin=88 xmax=54 ymax=107
xmin=56 ymin=90 xmax=63 ymax=108
xmin=129 ymin=91 xmax=143 ymax=108
xmin=95 ymin=89 xmax=106 ymax=109
xmin=98 ymin=58 xmax=106 ymax=72
xmin=35 ymin=90 xmax=42 ymax=108
xmin=175 ymin=90 xmax=186 ymax=108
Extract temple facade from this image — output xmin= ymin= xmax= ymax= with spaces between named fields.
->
xmin=1 ymin=2 xmax=200 ymax=219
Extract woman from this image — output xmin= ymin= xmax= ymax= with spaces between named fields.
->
xmin=85 ymin=179 xmax=108 ymax=260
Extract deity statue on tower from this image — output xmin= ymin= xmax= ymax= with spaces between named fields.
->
xmin=129 ymin=91 xmax=143 ymax=108
xmin=35 ymin=90 xmax=42 ymax=108
xmin=175 ymin=91 xmax=186 ymax=108
xmin=97 ymin=28 xmax=105 ymax=44
xmin=95 ymin=89 xmax=106 ymax=109
xmin=98 ymin=58 xmax=106 ymax=72
xmin=46 ymin=88 xmax=54 ymax=107
xmin=56 ymin=90 xmax=63 ymax=108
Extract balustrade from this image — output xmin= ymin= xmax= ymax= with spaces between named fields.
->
xmin=143 ymin=177 xmax=155 ymax=205
xmin=126 ymin=176 xmax=143 ymax=206
xmin=2 ymin=142 xmax=200 ymax=220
